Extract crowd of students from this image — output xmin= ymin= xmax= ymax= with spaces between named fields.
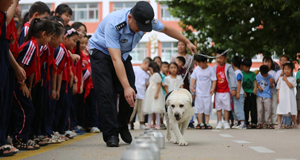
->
xmin=130 ymin=46 xmax=300 ymax=131
xmin=0 ymin=0 xmax=100 ymax=156
xmin=1 ymin=0 xmax=299 ymax=157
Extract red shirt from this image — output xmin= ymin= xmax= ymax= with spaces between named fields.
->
xmin=0 ymin=12 xmax=5 ymax=36
xmin=6 ymin=20 xmax=19 ymax=54
xmin=216 ymin=65 xmax=230 ymax=93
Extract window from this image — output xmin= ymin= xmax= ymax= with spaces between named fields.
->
xmin=161 ymin=4 xmax=179 ymax=21
xmin=19 ymin=3 xmax=52 ymax=18
xmin=161 ymin=42 xmax=178 ymax=62
xmin=68 ymin=3 xmax=98 ymax=22
xmin=113 ymin=2 xmax=136 ymax=11
xmin=130 ymin=42 xmax=148 ymax=62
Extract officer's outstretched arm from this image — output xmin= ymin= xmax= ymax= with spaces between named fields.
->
xmin=109 ymin=48 xmax=136 ymax=107
xmin=161 ymin=25 xmax=197 ymax=54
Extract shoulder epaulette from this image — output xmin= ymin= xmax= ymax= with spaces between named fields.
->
xmin=115 ymin=21 xmax=126 ymax=31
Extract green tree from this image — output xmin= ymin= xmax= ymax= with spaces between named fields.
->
xmin=161 ymin=0 xmax=300 ymax=60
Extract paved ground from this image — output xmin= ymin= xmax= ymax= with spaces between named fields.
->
xmin=3 ymin=121 xmax=299 ymax=160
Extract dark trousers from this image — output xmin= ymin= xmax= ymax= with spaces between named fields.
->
xmin=244 ymin=93 xmax=257 ymax=125
xmin=53 ymin=81 xmax=68 ymax=134
xmin=73 ymin=93 xmax=83 ymax=128
xmin=12 ymin=82 xmax=35 ymax=142
xmin=44 ymin=78 xmax=55 ymax=137
xmin=0 ymin=71 xmax=9 ymax=146
xmin=31 ymin=81 xmax=44 ymax=137
xmin=84 ymin=89 xmax=98 ymax=128
xmin=90 ymin=49 xmax=136 ymax=142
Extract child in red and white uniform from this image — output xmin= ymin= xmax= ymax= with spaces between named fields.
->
xmin=13 ymin=18 xmax=55 ymax=150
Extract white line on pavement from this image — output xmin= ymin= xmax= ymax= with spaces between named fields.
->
xmin=249 ymin=146 xmax=275 ymax=153
xmin=232 ymin=140 xmax=250 ymax=144
xmin=219 ymin=134 xmax=233 ymax=137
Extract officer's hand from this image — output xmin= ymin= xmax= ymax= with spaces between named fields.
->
xmin=124 ymin=87 xmax=136 ymax=107
xmin=187 ymin=42 xmax=197 ymax=55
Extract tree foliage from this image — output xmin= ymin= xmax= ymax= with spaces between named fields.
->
xmin=161 ymin=0 xmax=300 ymax=60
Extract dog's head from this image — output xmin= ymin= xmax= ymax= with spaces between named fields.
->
xmin=166 ymin=90 xmax=192 ymax=121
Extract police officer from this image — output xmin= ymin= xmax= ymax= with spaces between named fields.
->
xmin=89 ymin=1 xmax=197 ymax=147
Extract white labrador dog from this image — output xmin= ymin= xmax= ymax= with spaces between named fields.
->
xmin=165 ymin=89 xmax=194 ymax=146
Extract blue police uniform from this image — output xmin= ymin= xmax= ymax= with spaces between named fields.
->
xmin=89 ymin=8 xmax=164 ymax=142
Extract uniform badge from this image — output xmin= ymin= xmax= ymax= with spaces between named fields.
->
xmin=115 ymin=21 xmax=126 ymax=31
xmin=121 ymin=39 xmax=128 ymax=43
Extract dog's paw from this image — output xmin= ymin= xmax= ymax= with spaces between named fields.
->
xmin=167 ymin=133 xmax=171 ymax=141
xmin=173 ymin=140 xmax=179 ymax=144
xmin=178 ymin=139 xmax=188 ymax=146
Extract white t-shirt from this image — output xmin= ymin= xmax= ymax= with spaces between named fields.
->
xmin=164 ymin=75 xmax=184 ymax=93
xmin=234 ymin=69 xmax=244 ymax=94
xmin=133 ymin=66 xmax=149 ymax=100
xmin=268 ymin=70 xmax=277 ymax=94
xmin=191 ymin=66 xmax=216 ymax=96
xmin=275 ymin=70 xmax=282 ymax=83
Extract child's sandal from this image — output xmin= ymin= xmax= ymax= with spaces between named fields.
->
xmin=256 ymin=124 xmax=262 ymax=129
xmin=27 ymin=140 xmax=40 ymax=150
xmin=205 ymin=124 xmax=212 ymax=129
xmin=13 ymin=141 xmax=35 ymax=151
xmin=0 ymin=146 xmax=16 ymax=157
xmin=267 ymin=124 xmax=274 ymax=129
xmin=247 ymin=125 xmax=252 ymax=129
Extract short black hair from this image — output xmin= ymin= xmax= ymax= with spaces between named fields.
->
xmin=143 ymin=57 xmax=152 ymax=63
xmin=28 ymin=1 xmax=50 ymax=18
xmin=242 ymin=58 xmax=252 ymax=67
xmin=176 ymin=56 xmax=186 ymax=66
xmin=194 ymin=54 xmax=207 ymax=63
xmin=282 ymin=62 xmax=294 ymax=75
xmin=169 ymin=62 xmax=178 ymax=69
xmin=280 ymin=55 xmax=289 ymax=61
xmin=161 ymin=61 xmax=169 ymax=66
xmin=260 ymin=65 xmax=269 ymax=74
xmin=217 ymin=49 xmax=227 ymax=57
xmin=55 ymin=4 xmax=73 ymax=16
xmin=231 ymin=56 xmax=241 ymax=68
xmin=153 ymin=56 xmax=162 ymax=62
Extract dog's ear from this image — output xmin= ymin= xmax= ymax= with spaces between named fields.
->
xmin=166 ymin=98 xmax=170 ymax=107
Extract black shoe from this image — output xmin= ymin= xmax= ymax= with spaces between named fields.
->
xmin=106 ymin=136 xmax=119 ymax=147
xmin=119 ymin=128 xmax=132 ymax=144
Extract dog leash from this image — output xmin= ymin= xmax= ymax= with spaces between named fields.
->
xmin=181 ymin=49 xmax=232 ymax=80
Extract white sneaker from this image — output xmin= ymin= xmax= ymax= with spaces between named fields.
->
xmin=90 ymin=127 xmax=100 ymax=133
xmin=224 ymin=123 xmax=230 ymax=130
xmin=232 ymin=124 xmax=239 ymax=129
xmin=47 ymin=135 xmax=63 ymax=144
xmin=66 ymin=130 xmax=77 ymax=137
xmin=216 ymin=122 xmax=222 ymax=129
xmin=236 ymin=124 xmax=246 ymax=129
xmin=54 ymin=132 xmax=66 ymax=142
xmin=140 ymin=124 xmax=146 ymax=130
xmin=77 ymin=125 xmax=83 ymax=130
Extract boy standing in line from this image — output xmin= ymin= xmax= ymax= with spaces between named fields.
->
xmin=242 ymin=58 xmax=258 ymax=129
xmin=214 ymin=50 xmax=237 ymax=129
